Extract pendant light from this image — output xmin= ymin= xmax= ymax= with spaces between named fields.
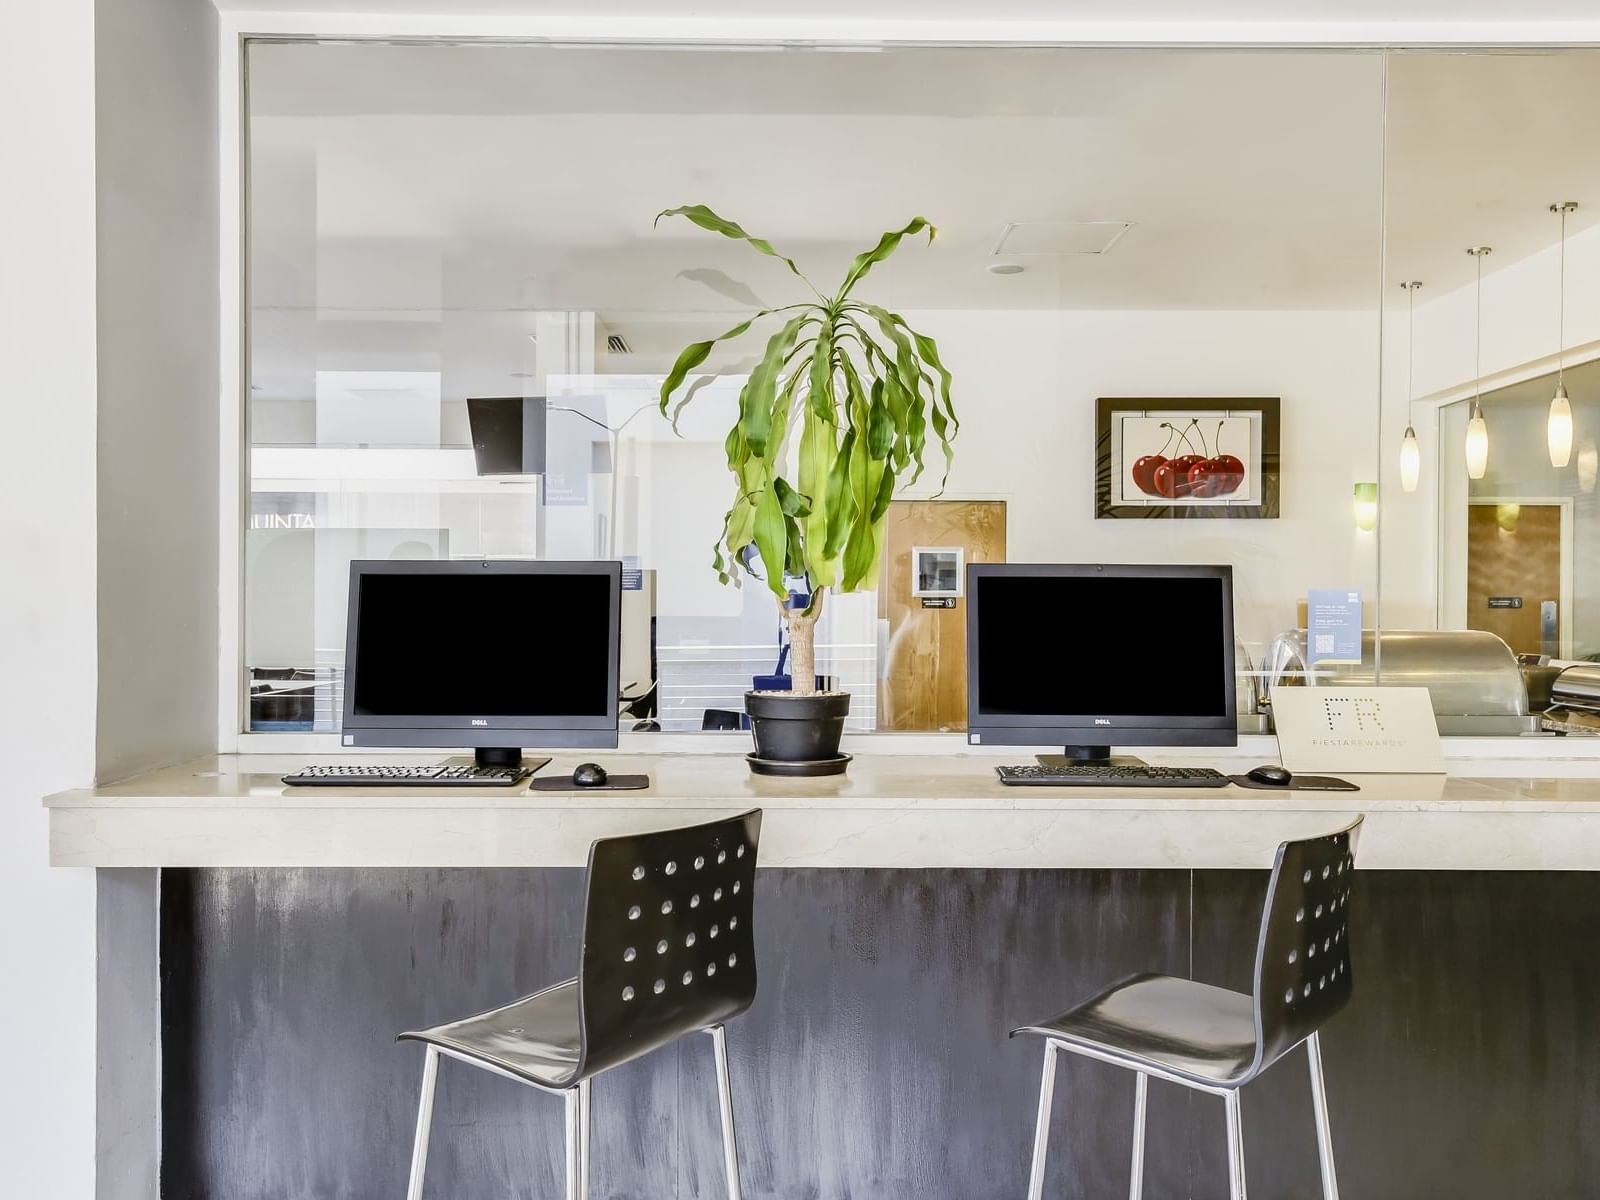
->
xmin=1399 ymin=280 xmax=1423 ymax=492
xmin=1548 ymin=202 xmax=1579 ymax=468
xmin=1465 ymin=246 xmax=1492 ymax=480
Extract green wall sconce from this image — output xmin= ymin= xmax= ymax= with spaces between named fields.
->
xmin=1353 ymin=482 xmax=1378 ymax=532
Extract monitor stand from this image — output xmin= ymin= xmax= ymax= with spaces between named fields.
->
xmin=1036 ymin=746 xmax=1149 ymax=768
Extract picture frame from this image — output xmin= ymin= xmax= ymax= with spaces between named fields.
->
xmin=1095 ymin=397 xmax=1280 ymax=520
xmin=911 ymin=546 xmax=965 ymax=598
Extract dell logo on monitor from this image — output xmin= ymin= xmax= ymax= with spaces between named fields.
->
xmin=471 ymin=719 xmax=489 ymax=727
xmin=1094 ymin=718 xmax=1112 ymax=726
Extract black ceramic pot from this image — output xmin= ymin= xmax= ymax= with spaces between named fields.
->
xmin=744 ymin=690 xmax=850 ymax=774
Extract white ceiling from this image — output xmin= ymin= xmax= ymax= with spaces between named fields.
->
xmin=252 ymin=46 xmax=1388 ymax=318
xmin=1386 ymin=52 xmax=1600 ymax=293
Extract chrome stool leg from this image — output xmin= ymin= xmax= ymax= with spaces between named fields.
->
xmin=564 ymin=1081 xmax=592 ymax=1200
xmin=405 ymin=1047 xmax=440 ymax=1200
xmin=1025 ymin=1041 xmax=1060 ymax=1200
xmin=578 ymin=1078 xmax=592 ymax=1200
xmin=1128 ymin=1072 xmax=1148 ymax=1200
xmin=1306 ymin=1032 xmax=1340 ymax=1200
xmin=709 ymin=1024 xmax=743 ymax=1200
xmin=1224 ymin=1090 xmax=1247 ymax=1200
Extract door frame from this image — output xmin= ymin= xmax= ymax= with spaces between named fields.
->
xmin=1464 ymin=495 xmax=1575 ymax=659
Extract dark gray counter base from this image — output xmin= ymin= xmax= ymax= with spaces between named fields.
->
xmin=161 ymin=868 xmax=1600 ymax=1199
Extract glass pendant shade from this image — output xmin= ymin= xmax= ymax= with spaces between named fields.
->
xmin=1399 ymin=425 xmax=1421 ymax=492
xmin=1548 ymin=204 xmax=1578 ymax=470
xmin=1465 ymin=247 xmax=1492 ymax=481
xmin=1465 ymin=405 xmax=1489 ymax=479
xmin=1548 ymin=382 xmax=1574 ymax=468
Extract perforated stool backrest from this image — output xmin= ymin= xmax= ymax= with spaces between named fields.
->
xmin=1250 ymin=816 xmax=1362 ymax=1077
xmin=576 ymin=810 xmax=762 ymax=1079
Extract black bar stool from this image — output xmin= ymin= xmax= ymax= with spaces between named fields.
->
xmin=398 ymin=810 xmax=763 ymax=1200
xmin=1013 ymin=818 xmax=1361 ymax=1200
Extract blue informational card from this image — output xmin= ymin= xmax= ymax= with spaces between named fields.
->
xmin=620 ymin=555 xmax=643 ymax=591
xmin=1307 ymin=588 xmax=1363 ymax=665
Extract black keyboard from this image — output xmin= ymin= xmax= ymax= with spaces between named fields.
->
xmin=996 ymin=764 xmax=1231 ymax=788
xmin=282 ymin=764 xmax=532 ymax=787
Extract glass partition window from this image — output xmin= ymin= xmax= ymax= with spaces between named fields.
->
xmin=242 ymin=42 xmax=1387 ymax=736
xmin=1437 ymin=363 xmax=1600 ymax=662
xmin=1381 ymin=51 xmax=1600 ymax=736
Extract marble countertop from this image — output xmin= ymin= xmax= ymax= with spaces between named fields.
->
xmin=44 ymin=751 xmax=1600 ymax=870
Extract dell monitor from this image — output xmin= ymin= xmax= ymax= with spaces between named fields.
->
xmin=341 ymin=559 xmax=621 ymax=766
xmin=966 ymin=563 xmax=1236 ymax=765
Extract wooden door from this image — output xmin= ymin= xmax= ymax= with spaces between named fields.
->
xmin=877 ymin=500 xmax=1006 ymax=731
xmin=1466 ymin=502 xmax=1563 ymax=656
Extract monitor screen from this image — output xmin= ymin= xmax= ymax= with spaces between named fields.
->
xmin=349 ymin=566 xmax=615 ymax=720
xmin=969 ymin=566 xmax=1233 ymax=727
xmin=466 ymin=396 xmax=547 ymax=476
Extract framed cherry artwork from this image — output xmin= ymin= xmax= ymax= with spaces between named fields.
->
xmin=1094 ymin=397 xmax=1280 ymax=520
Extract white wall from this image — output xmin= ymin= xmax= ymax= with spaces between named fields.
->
xmin=907 ymin=307 xmax=1381 ymax=654
xmin=1379 ymin=223 xmax=1600 ymax=630
xmin=1411 ymin=225 xmax=1600 ymax=403
xmin=2 ymin=2 xmax=220 ymax=1196
xmin=0 ymin=4 xmax=100 ymax=1200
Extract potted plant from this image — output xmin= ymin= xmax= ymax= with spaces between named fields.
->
xmin=657 ymin=205 xmax=959 ymax=775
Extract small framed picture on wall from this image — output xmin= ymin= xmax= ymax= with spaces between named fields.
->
xmin=1095 ymin=397 xmax=1281 ymax=519
xmin=911 ymin=547 xmax=964 ymax=598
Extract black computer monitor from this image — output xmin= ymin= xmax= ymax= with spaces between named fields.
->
xmin=341 ymin=559 xmax=621 ymax=766
xmin=467 ymin=396 xmax=547 ymax=475
xmin=966 ymin=563 xmax=1236 ymax=764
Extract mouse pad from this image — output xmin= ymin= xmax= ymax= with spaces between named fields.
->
xmin=529 ymin=774 xmax=651 ymax=792
xmin=1228 ymin=774 xmax=1360 ymax=792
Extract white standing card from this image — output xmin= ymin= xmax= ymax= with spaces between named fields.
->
xmin=1270 ymin=686 xmax=1446 ymax=775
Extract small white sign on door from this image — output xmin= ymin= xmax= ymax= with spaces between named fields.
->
xmin=911 ymin=547 xmax=964 ymax=598
xmin=1271 ymin=687 xmax=1445 ymax=775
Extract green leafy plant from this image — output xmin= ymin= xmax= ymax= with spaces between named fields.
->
xmin=657 ymin=205 xmax=959 ymax=697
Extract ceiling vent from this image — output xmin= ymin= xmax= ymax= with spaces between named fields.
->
xmin=605 ymin=333 xmax=632 ymax=355
xmin=993 ymin=220 xmax=1133 ymax=256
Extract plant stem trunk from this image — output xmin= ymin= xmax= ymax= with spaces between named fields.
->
xmin=784 ymin=590 xmax=825 ymax=695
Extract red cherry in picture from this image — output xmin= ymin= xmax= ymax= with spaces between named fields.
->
xmin=1149 ymin=421 xmax=1211 ymax=500
xmin=1131 ymin=453 xmax=1167 ymax=495
xmin=1131 ymin=424 xmax=1179 ymax=496
xmin=1167 ymin=454 xmax=1205 ymax=498
xmin=1187 ymin=458 xmax=1224 ymax=497
xmin=1215 ymin=455 xmax=1245 ymax=494
xmin=1208 ymin=420 xmax=1245 ymax=494
xmin=1152 ymin=459 xmax=1185 ymax=498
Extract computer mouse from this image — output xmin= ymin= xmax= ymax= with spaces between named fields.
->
xmin=572 ymin=762 xmax=609 ymax=788
xmin=1246 ymin=763 xmax=1293 ymax=787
